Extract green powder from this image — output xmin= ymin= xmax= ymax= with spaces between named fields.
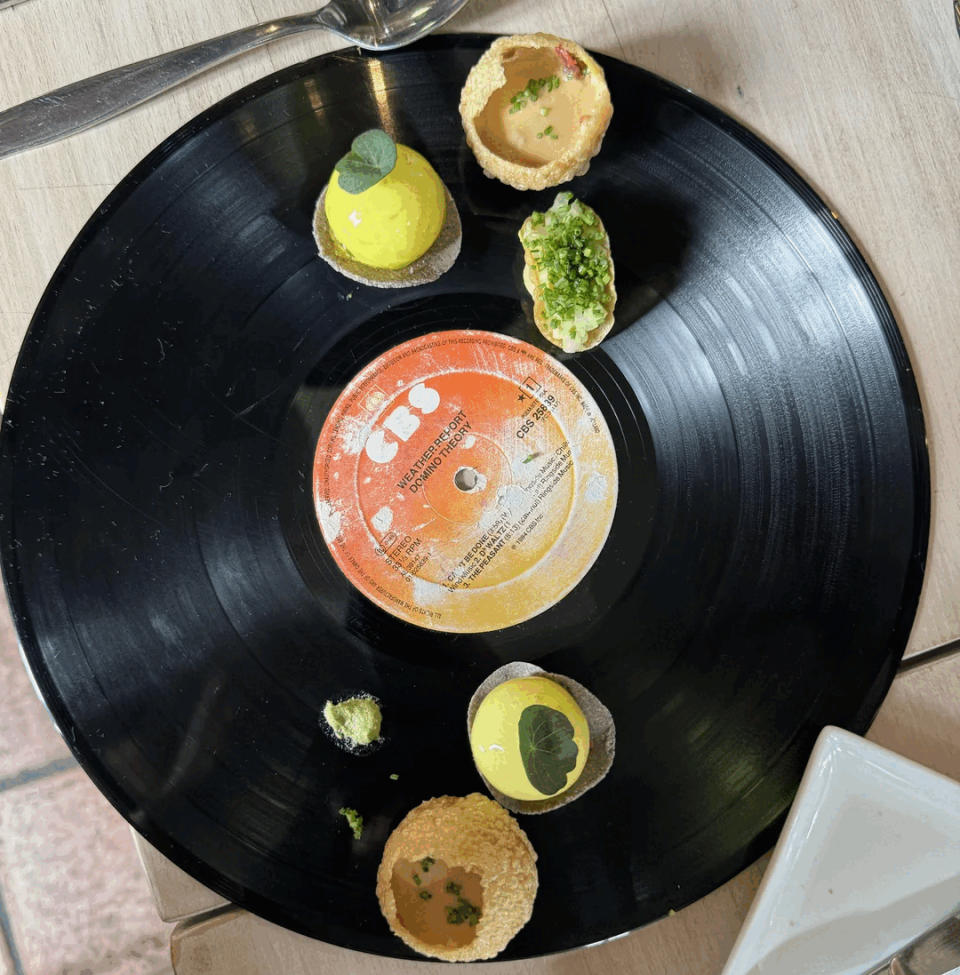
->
xmin=324 ymin=696 xmax=382 ymax=746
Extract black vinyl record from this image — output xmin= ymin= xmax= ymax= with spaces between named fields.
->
xmin=0 ymin=35 xmax=928 ymax=960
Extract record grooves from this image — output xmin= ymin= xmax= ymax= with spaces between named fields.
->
xmin=0 ymin=35 xmax=928 ymax=959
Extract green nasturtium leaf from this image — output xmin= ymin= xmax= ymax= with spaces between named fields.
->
xmin=517 ymin=704 xmax=579 ymax=795
xmin=334 ymin=129 xmax=398 ymax=194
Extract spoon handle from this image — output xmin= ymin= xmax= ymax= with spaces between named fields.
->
xmin=0 ymin=12 xmax=321 ymax=160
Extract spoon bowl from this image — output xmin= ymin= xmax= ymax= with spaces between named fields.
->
xmin=317 ymin=0 xmax=469 ymax=49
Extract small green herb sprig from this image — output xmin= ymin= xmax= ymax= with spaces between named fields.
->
xmin=334 ymin=129 xmax=397 ymax=194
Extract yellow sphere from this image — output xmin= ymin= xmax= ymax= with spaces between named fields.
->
xmin=324 ymin=144 xmax=446 ymax=270
xmin=470 ymin=676 xmax=590 ymax=801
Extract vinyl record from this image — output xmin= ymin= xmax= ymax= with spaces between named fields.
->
xmin=0 ymin=35 xmax=928 ymax=960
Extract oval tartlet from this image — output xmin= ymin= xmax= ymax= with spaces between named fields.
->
xmin=520 ymin=193 xmax=617 ymax=353
xmin=376 ymin=794 xmax=538 ymax=961
xmin=459 ymin=33 xmax=613 ymax=191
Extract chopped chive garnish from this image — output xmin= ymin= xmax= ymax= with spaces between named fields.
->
xmin=419 ymin=890 xmax=432 ymax=900
xmin=420 ymin=856 xmax=435 ymax=871
xmin=445 ymin=895 xmax=482 ymax=926
xmin=413 ymin=873 xmax=421 ymax=886
xmin=508 ymin=75 xmax=561 ymax=112
xmin=519 ymin=192 xmax=613 ymax=349
xmin=445 ymin=881 xmax=462 ymax=896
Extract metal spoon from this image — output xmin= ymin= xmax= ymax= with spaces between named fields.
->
xmin=0 ymin=0 xmax=471 ymax=161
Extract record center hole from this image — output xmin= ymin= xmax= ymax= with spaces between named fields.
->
xmin=454 ymin=467 xmax=480 ymax=492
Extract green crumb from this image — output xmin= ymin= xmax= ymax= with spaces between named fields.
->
xmin=338 ymin=806 xmax=363 ymax=840
xmin=389 ymin=773 xmax=399 ymax=781
xmin=668 ymin=909 xmax=677 ymax=917
xmin=323 ymin=696 xmax=382 ymax=746
xmin=419 ymin=890 xmax=432 ymax=900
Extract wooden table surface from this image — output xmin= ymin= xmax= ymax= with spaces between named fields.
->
xmin=1 ymin=0 xmax=959 ymax=973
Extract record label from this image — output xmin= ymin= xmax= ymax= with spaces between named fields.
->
xmin=313 ymin=330 xmax=618 ymax=632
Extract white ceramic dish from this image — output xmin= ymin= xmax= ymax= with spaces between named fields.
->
xmin=722 ymin=726 xmax=960 ymax=975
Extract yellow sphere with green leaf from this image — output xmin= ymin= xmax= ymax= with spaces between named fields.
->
xmin=470 ymin=676 xmax=590 ymax=800
xmin=325 ymin=132 xmax=446 ymax=271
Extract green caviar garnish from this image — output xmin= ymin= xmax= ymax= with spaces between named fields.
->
xmin=338 ymin=806 xmax=363 ymax=840
xmin=419 ymin=890 xmax=432 ymax=900
xmin=509 ymin=75 xmax=561 ymax=113
xmin=519 ymin=192 xmax=613 ymax=350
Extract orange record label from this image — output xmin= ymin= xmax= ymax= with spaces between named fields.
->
xmin=313 ymin=330 xmax=618 ymax=632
